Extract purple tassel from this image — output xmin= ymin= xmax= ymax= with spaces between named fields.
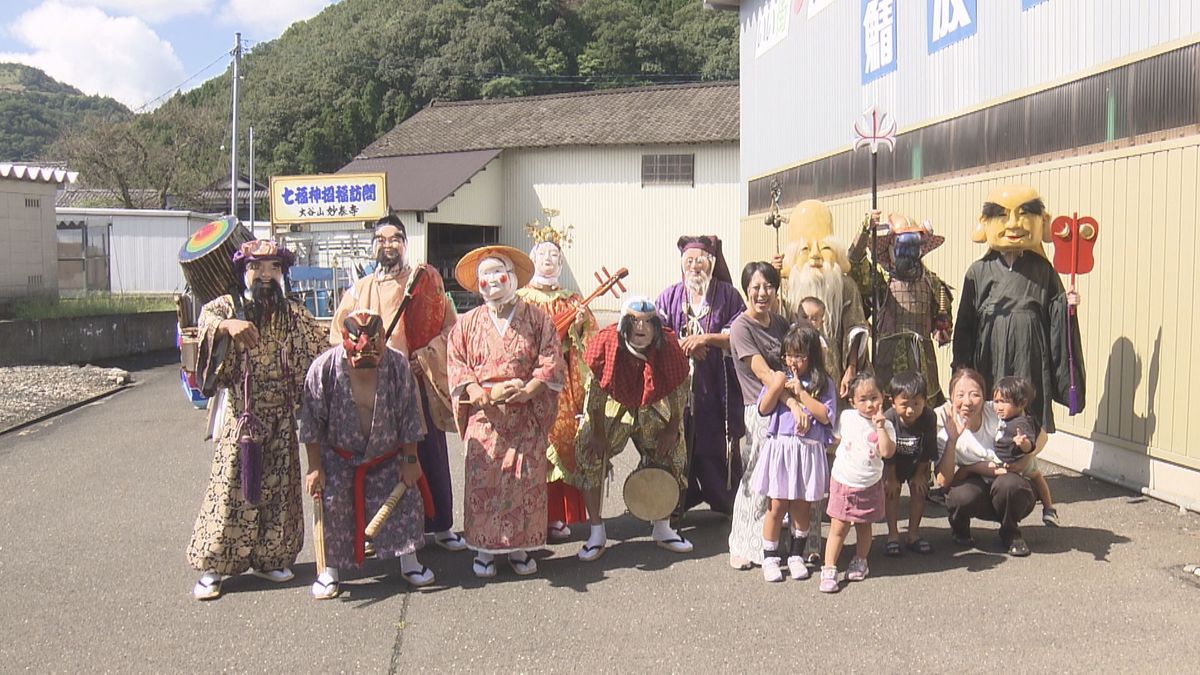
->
xmin=238 ymin=420 xmax=263 ymax=504
xmin=1068 ymin=385 xmax=1082 ymax=416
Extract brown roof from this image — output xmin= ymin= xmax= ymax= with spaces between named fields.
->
xmin=357 ymin=82 xmax=739 ymax=159
xmin=339 ymin=149 xmax=500 ymax=211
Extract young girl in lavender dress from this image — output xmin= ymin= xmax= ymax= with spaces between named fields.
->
xmin=751 ymin=324 xmax=837 ymax=583
xmin=820 ymin=372 xmax=896 ymax=594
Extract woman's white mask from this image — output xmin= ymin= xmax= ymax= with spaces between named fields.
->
xmin=477 ymin=256 xmax=518 ymax=308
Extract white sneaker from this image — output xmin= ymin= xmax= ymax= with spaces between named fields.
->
xmin=251 ymin=567 xmax=294 ymax=583
xmin=762 ymin=557 xmax=784 ymax=582
xmin=787 ymin=555 xmax=810 ymax=580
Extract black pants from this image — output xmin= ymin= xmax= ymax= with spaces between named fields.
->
xmin=945 ymin=473 xmax=1035 ymax=542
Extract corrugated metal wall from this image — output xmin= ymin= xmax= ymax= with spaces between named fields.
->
xmin=498 ymin=144 xmax=741 ymax=314
xmin=740 ymin=135 xmax=1200 ymax=480
xmin=739 ymin=0 xmax=1200 ymax=182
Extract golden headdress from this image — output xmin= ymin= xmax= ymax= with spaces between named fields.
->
xmin=524 ymin=207 xmax=574 ymax=249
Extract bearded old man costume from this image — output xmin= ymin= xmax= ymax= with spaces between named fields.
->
xmin=301 ymin=310 xmax=432 ymax=600
xmin=516 ymin=227 xmax=597 ymax=540
xmin=447 ymin=245 xmax=565 ymax=578
xmin=849 ymin=213 xmax=955 ymax=406
xmin=188 ymin=239 xmax=328 ymax=601
xmin=656 ymin=235 xmax=745 ymax=516
xmin=329 ymin=215 xmax=464 ymax=552
xmin=779 ymin=200 xmax=869 ymax=397
xmin=953 ymin=185 xmax=1085 ymax=433
xmin=570 ymin=297 xmax=695 ymax=561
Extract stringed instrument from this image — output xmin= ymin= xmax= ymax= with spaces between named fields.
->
xmin=551 ymin=266 xmax=628 ymax=339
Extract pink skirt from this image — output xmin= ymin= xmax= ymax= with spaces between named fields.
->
xmin=826 ymin=477 xmax=884 ymax=523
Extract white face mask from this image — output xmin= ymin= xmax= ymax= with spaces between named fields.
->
xmin=477 ymin=257 xmax=517 ymax=308
xmin=530 ymin=242 xmax=563 ymax=286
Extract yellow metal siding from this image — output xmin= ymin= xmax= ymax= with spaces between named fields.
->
xmin=740 ymin=135 xmax=1200 ymax=472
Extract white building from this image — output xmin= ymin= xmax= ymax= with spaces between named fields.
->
xmin=722 ymin=0 xmax=1200 ymax=504
xmin=0 ymin=163 xmax=76 ymax=301
xmin=56 ymin=208 xmax=217 ymax=295
xmin=341 ymin=82 xmax=740 ymax=312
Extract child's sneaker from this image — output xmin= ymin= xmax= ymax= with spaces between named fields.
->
xmin=762 ymin=556 xmax=784 ymax=582
xmin=787 ymin=555 xmax=810 ymax=580
xmin=818 ymin=566 xmax=839 ymax=593
xmin=846 ymin=556 xmax=870 ymax=581
xmin=1042 ymin=506 xmax=1060 ymax=527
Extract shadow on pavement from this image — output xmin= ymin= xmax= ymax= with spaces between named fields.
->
xmin=1041 ymin=471 xmax=1138 ymax=506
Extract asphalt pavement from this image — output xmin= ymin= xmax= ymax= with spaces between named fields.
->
xmin=1 ymin=358 xmax=1197 ymax=673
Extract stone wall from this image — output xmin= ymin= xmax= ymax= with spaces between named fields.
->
xmin=0 ymin=311 xmax=176 ymax=365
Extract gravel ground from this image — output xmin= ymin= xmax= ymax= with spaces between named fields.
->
xmin=0 ymin=365 xmax=131 ymax=431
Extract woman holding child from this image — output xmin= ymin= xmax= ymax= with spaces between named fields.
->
xmin=934 ymin=368 xmax=1044 ymax=557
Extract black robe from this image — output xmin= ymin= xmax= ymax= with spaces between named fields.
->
xmin=952 ymin=249 xmax=1085 ymax=433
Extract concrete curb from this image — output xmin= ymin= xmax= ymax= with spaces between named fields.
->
xmin=0 ymin=383 xmax=134 ymax=437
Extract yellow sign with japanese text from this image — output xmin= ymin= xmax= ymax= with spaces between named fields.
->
xmin=269 ymin=173 xmax=388 ymax=224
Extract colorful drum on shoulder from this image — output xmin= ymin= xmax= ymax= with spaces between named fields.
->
xmin=179 ymin=216 xmax=253 ymax=305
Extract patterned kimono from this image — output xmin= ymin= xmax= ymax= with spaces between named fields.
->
xmin=657 ymin=280 xmax=746 ymax=515
xmin=299 ymin=346 xmax=426 ymax=569
xmin=332 ymin=264 xmax=457 ymax=534
xmin=447 ymin=300 xmax=564 ymax=552
xmin=516 ymin=285 xmax=596 ymax=524
xmin=186 ymin=296 xmax=328 ymax=575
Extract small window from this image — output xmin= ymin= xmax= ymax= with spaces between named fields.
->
xmin=25 ymin=197 xmax=40 ymax=208
xmin=641 ymin=153 xmax=694 ymax=186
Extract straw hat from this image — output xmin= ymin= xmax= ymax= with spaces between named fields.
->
xmin=454 ymin=245 xmax=534 ymax=292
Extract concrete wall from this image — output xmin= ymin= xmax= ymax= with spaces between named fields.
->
xmin=0 ymin=180 xmax=58 ymax=299
xmin=0 ymin=311 xmax=178 ymax=366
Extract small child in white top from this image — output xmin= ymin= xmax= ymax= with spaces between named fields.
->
xmin=820 ymin=373 xmax=896 ymax=593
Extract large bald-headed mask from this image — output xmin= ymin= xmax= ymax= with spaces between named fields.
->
xmin=975 ymin=185 xmax=1052 ymax=254
xmin=781 ymin=199 xmax=851 ymax=337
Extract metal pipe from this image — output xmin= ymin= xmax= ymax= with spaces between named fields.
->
xmin=248 ymin=126 xmax=255 ymax=229
xmin=1080 ymin=467 xmax=1200 ymax=515
xmin=229 ymin=32 xmax=241 ymax=217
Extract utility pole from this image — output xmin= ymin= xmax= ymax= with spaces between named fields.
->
xmin=229 ymin=32 xmax=241 ymax=217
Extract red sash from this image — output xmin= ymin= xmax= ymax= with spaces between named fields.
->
xmin=332 ymin=447 xmax=436 ymax=564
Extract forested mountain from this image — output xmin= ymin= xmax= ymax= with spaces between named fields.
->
xmin=46 ymin=0 xmax=737 ymax=208
xmin=0 ymin=63 xmax=129 ymax=161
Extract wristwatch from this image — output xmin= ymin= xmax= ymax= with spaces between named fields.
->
xmin=404 ymin=455 xmax=419 ymax=464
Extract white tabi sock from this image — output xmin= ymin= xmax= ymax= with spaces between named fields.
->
xmin=319 ymin=566 xmax=340 ymax=583
xmin=651 ymin=519 xmax=678 ymax=541
xmin=474 ymin=551 xmax=494 ymax=564
xmin=586 ymin=524 xmax=607 ymax=548
xmin=399 ymin=553 xmax=424 ymax=574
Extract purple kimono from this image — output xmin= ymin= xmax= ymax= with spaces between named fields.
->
xmin=300 ymin=346 xmax=426 ymax=569
xmin=656 ymin=279 xmax=747 ymax=514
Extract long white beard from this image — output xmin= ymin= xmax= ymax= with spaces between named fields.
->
xmin=684 ymin=272 xmax=711 ymax=299
xmin=789 ymin=263 xmax=844 ymax=341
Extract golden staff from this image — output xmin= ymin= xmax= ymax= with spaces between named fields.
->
xmin=312 ymin=495 xmax=327 ymax=574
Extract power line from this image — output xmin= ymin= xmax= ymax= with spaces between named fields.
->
xmin=132 ymin=49 xmax=233 ymax=113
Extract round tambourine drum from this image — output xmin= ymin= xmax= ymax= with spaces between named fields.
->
xmin=623 ymin=466 xmax=679 ymax=522
xmin=179 ymin=216 xmax=253 ymax=305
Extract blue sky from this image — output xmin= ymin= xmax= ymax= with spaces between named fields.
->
xmin=0 ymin=1 xmax=339 ymax=110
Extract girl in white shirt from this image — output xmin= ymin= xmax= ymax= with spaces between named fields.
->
xmin=820 ymin=373 xmax=896 ymax=593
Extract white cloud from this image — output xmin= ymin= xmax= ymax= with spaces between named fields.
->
xmin=0 ymin=1 xmax=187 ymax=109
xmin=219 ymin=0 xmax=336 ymax=36
xmin=59 ymin=1 xmax=215 ymax=24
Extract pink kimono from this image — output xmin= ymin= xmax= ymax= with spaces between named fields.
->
xmin=447 ymin=300 xmax=564 ymax=552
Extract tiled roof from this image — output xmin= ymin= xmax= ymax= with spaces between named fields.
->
xmin=0 ymin=163 xmax=77 ymax=184
xmin=357 ymin=81 xmax=739 ymax=159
